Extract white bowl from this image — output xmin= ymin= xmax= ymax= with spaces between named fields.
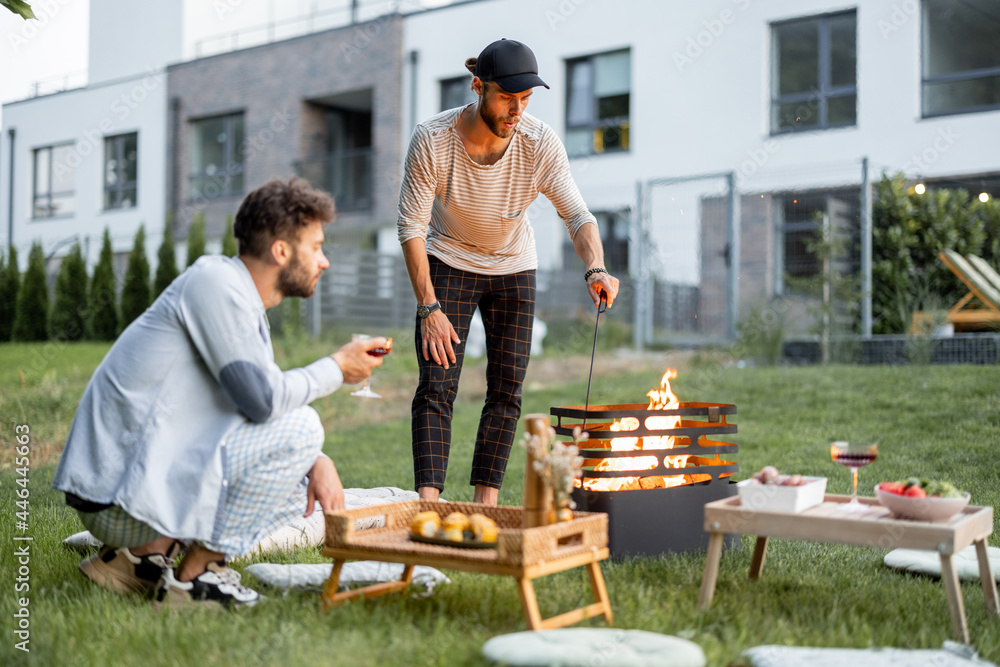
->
xmin=874 ymin=486 xmax=970 ymax=521
xmin=737 ymin=476 xmax=827 ymax=513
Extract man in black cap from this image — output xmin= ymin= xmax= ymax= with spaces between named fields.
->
xmin=397 ymin=38 xmax=620 ymax=505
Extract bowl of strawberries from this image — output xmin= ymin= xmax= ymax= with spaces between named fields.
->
xmin=875 ymin=478 xmax=970 ymax=522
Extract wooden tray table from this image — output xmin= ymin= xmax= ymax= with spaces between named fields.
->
xmin=697 ymin=494 xmax=998 ymax=643
xmin=321 ymin=500 xmax=613 ymax=630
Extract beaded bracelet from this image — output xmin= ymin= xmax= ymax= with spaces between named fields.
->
xmin=584 ymin=267 xmax=608 ymax=281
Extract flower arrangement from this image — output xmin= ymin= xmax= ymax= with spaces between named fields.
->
xmin=521 ymin=426 xmax=587 ymax=522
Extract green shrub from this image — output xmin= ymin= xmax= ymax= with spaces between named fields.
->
xmin=88 ymin=227 xmax=119 ymax=341
xmin=186 ymin=212 xmax=207 ymax=267
xmin=12 ymin=240 xmax=48 ymax=341
xmin=154 ymin=214 xmax=179 ymax=298
xmin=49 ymin=242 xmax=88 ymax=341
xmin=0 ymin=246 xmax=19 ymax=341
xmin=221 ymin=213 xmax=238 ymax=257
xmin=872 ymin=173 xmax=1000 ymax=333
xmin=121 ymin=224 xmax=151 ymax=330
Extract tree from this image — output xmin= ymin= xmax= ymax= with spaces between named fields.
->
xmin=49 ymin=242 xmax=88 ymax=341
xmin=186 ymin=212 xmax=207 ymax=267
xmin=154 ymin=214 xmax=179 ymax=298
xmin=121 ymin=225 xmax=151 ymax=330
xmin=88 ymin=227 xmax=119 ymax=341
xmin=1 ymin=1 xmax=35 ymax=19
xmin=12 ymin=241 xmax=48 ymax=341
xmin=221 ymin=214 xmax=239 ymax=257
xmin=0 ymin=246 xmax=19 ymax=341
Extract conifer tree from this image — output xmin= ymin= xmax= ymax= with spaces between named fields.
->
xmin=186 ymin=212 xmax=207 ymax=267
xmin=12 ymin=241 xmax=48 ymax=341
xmin=154 ymin=213 xmax=179 ymax=298
xmin=221 ymin=214 xmax=239 ymax=257
xmin=88 ymin=227 xmax=119 ymax=341
xmin=0 ymin=246 xmax=19 ymax=341
xmin=120 ymin=224 xmax=151 ymax=330
xmin=49 ymin=242 xmax=88 ymax=341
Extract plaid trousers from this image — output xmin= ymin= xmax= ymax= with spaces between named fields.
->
xmin=77 ymin=406 xmax=323 ymax=557
xmin=412 ymin=256 xmax=536 ymax=491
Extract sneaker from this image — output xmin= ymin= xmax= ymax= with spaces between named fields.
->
xmin=79 ymin=542 xmax=182 ymax=596
xmin=155 ymin=562 xmax=260 ymax=609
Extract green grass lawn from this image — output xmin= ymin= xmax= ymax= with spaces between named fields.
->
xmin=2 ymin=340 xmax=999 ymax=666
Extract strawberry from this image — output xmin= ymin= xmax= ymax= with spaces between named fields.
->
xmin=904 ymin=485 xmax=927 ymax=498
xmin=878 ymin=482 xmax=905 ymax=495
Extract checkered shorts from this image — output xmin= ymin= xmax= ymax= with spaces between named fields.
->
xmin=411 ymin=256 xmax=536 ymax=491
xmin=77 ymin=406 xmax=324 ymax=557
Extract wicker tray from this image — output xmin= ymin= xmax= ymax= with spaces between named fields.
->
xmin=321 ymin=500 xmax=613 ymax=630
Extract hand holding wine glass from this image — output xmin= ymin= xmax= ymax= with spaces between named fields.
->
xmin=331 ymin=335 xmax=390 ymax=387
xmin=830 ymin=441 xmax=878 ymax=513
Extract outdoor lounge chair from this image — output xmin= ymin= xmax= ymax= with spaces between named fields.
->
xmin=912 ymin=250 xmax=1000 ymax=332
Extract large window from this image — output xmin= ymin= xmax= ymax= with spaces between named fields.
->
xmin=32 ymin=143 xmax=76 ymax=219
xmin=104 ymin=132 xmax=138 ymax=210
xmin=189 ymin=113 xmax=244 ymax=200
xmin=775 ymin=192 xmax=859 ymax=295
xmin=771 ymin=11 xmax=856 ymax=133
xmin=440 ymin=75 xmax=476 ymax=111
xmin=923 ymin=0 xmax=1000 ymax=117
xmin=565 ymin=49 xmax=631 ymax=157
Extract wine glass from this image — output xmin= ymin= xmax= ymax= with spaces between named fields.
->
xmin=830 ymin=441 xmax=878 ymax=513
xmin=350 ymin=334 xmax=391 ymax=399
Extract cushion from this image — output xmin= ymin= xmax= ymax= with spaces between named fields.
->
xmin=884 ymin=545 xmax=1000 ymax=581
xmin=244 ymin=561 xmax=449 ymax=598
xmin=743 ymin=641 xmax=995 ymax=666
xmin=482 ymin=629 xmax=706 ymax=667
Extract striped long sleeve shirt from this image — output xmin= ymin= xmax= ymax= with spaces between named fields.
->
xmin=397 ymin=106 xmax=597 ymax=275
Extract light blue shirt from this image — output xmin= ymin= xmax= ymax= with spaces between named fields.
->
xmin=52 ymin=256 xmax=342 ymax=542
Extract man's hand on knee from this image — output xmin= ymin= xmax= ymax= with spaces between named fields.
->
xmin=305 ymin=455 xmax=345 ymax=515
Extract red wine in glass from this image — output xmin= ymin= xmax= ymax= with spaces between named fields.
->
xmin=367 ymin=337 xmax=393 ymax=357
xmin=833 ymin=450 xmax=877 ymax=468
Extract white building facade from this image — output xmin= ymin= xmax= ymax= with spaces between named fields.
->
xmin=1 ymin=0 xmax=182 ymax=271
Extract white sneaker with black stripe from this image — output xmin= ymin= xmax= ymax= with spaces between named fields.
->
xmin=155 ymin=562 xmax=259 ymax=609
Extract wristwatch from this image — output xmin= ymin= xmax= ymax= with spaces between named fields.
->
xmin=417 ymin=301 xmax=441 ymax=319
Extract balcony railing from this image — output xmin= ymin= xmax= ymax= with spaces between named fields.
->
xmin=296 ymin=148 xmax=373 ymax=212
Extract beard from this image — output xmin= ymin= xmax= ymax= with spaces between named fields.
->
xmin=277 ymin=247 xmax=318 ymax=299
xmin=478 ymin=100 xmax=517 ymax=139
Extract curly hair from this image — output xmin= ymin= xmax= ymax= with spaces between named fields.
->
xmin=233 ymin=177 xmax=335 ymax=258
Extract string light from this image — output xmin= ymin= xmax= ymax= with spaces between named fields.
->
xmin=980 ymin=192 xmax=991 ymax=203
xmin=914 ymin=183 xmax=926 ymax=194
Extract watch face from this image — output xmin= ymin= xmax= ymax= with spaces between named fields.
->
xmin=417 ymin=305 xmax=429 ymax=318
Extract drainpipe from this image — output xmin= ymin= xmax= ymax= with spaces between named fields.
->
xmin=169 ymin=97 xmax=181 ymax=225
xmin=408 ymin=50 xmax=419 ymax=134
xmin=6 ymin=127 xmax=14 ymax=256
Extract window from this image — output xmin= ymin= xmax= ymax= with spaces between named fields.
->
xmin=771 ymin=11 xmax=856 ymax=133
xmin=565 ymin=49 xmax=630 ymax=157
xmin=775 ymin=192 xmax=859 ymax=295
xmin=32 ymin=143 xmax=76 ymax=219
xmin=189 ymin=113 xmax=244 ymax=200
xmin=104 ymin=133 xmax=138 ymax=209
xmin=440 ymin=75 xmax=476 ymax=111
xmin=923 ymin=0 xmax=1000 ymax=116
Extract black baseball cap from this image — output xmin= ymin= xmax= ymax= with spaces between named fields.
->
xmin=475 ymin=38 xmax=549 ymax=93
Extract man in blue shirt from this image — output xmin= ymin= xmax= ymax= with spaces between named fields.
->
xmin=53 ymin=177 xmax=387 ymax=607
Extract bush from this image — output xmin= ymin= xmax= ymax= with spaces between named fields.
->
xmin=88 ymin=227 xmax=119 ymax=341
xmin=186 ymin=212 xmax=207 ymax=267
xmin=12 ymin=241 xmax=49 ymax=341
xmin=0 ymin=246 xmax=19 ymax=341
xmin=49 ymin=242 xmax=88 ymax=341
xmin=121 ymin=225 xmax=151 ymax=330
xmin=872 ymin=173 xmax=1000 ymax=333
xmin=154 ymin=214 xmax=179 ymax=298
xmin=221 ymin=214 xmax=238 ymax=257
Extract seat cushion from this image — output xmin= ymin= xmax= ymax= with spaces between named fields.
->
xmin=482 ymin=628 xmax=706 ymax=667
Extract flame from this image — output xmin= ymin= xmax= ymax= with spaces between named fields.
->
xmin=581 ymin=369 xmax=691 ymax=492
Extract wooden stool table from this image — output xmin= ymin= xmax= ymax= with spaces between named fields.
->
xmin=697 ymin=494 xmax=998 ymax=643
xmin=321 ymin=500 xmax=613 ymax=631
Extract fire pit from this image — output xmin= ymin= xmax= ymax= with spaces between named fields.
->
xmin=551 ymin=370 xmax=739 ymax=557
